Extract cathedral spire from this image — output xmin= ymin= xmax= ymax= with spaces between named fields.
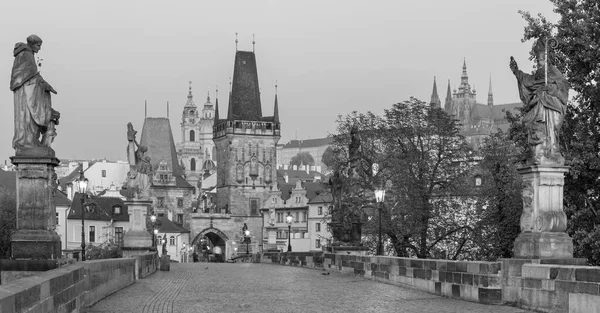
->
xmin=487 ymin=74 xmax=494 ymax=106
xmin=460 ymin=58 xmax=469 ymax=91
xmin=430 ymin=76 xmax=441 ymax=108
xmin=445 ymin=80 xmax=452 ymax=111
xmin=273 ymin=81 xmax=280 ymax=124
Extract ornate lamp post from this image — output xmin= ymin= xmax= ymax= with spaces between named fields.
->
xmin=244 ymin=230 xmax=250 ymax=254
xmin=150 ymin=214 xmax=157 ymax=247
xmin=374 ymin=189 xmax=386 ymax=256
xmin=75 ymin=169 xmax=88 ymax=261
xmin=286 ymin=212 xmax=293 ymax=252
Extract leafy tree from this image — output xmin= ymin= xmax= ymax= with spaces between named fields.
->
xmin=289 ymin=151 xmax=315 ymax=167
xmin=520 ymin=1 xmax=600 ymax=264
xmin=85 ymin=241 xmax=123 ymax=260
xmin=321 ymin=146 xmax=335 ymax=170
xmin=0 ymin=188 xmax=17 ymax=258
xmin=329 ymin=99 xmax=475 ymax=259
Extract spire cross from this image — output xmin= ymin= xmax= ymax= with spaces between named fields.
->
xmin=235 ymin=33 xmax=238 ymax=51
xmin=252 ymin=34 xmax=256 ymax=52
xmin=216 ymin=85 xmax=219 ymax=99
xmin=275 ymin=80 xmax=278 ymax=94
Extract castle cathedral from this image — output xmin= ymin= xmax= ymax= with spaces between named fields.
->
xmin=430 ymin=60 xmax=521 ymax=147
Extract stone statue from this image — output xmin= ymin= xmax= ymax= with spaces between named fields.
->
xmin=11 ymin=34 xmax=60 ymax=156
xmin=510 ymin=39 xmax=569 ymax=165
xmin=269 ymin=208 xmax=275 ymax=226
xmin=126 ymin=122 xmax=152 ymax=199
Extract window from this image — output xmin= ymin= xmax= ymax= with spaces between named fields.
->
xmin=170 ymin=236 xmax=175 ymax=246
xmin=272 ymin=197 xmax=277 ymax=204
xmin=177 ymin=214 xmax=183 ymax=224
xmin=475 ymin=176 xmax=482 ymax=186
xmin=316 ymin=223 xmax=321 ymax=232
xmin=250 ymin=198 xmax=259 ymax=215
xmin=328 ymin=206 xmax=333 ymax=215
xmin=190 ymin=158 xmax=196 ymax=171
xmin=190 ymin=130 xmax=195 ymax=142
xmin=177 ymin=198 xmax=184 ymax=208
xmin=277 ymin=213 xmax=283 ymax=223
xmin=115 ymin=227 xmax=124 ymax=246
xmin=55 ymin=212 xmax=59 ymax=225
xmin=318 ymin=206 xmax=323 ymax=215
xmin=113 ymin=205 xmax=121 ymax=215
xmin=302 ymin=212 xmax=307 ymax=222
xmin=101 ymin=170 xmax=106 ymax=177
xmin=295 ymin=196 xmax=301 ymax=203
xmin=295 ymin=212 xmax=299 ymax=223
xmin=316 ymin=239 xmax=321 ymax=248
xmin=89 ymin=226 xmax=95 ymax=243
xmin=157 ymin=197 xmax=164 ymax=207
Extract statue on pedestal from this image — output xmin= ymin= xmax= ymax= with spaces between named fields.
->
xmin=125 ymin=122 xmax=152 ymax=199
xmin=510 ymin=39 xmax=569 ymax=165
xmin=10 ymin=34 xmax=60 ymax=157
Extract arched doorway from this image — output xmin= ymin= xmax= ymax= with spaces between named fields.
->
xmin=192 ymin=227 xmax=229 ymax=262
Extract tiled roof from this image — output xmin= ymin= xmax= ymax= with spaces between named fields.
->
xmin=57 ymin=164 xmax=82 ymax=190
xmin=282 ymin=137 xmax=333 ymax=149
xmin=140 ymin=117 xmax=184 ymax=176
xmin=175 ymin=176 xmax=194 ymax=188
xmin=308 ymin=193 xmax=333 ymax=204
xmin=55 ymin=190 xmax=72 ymax=206
xmin=228 ymin=51 xmax=263 ymax=121
xmin=68 ymin=192 xmax=129 ymax=222
xmin=154 ymin=216 xmax=190 ymax=233
xmin=277 ymin=181 xmax=324 ymax=201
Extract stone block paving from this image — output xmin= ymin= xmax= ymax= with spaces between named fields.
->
xmin=84 ymin=263 xmax=533 ymax=313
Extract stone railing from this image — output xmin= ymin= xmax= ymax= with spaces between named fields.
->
xmin=261 ymin=252 xmax=502 ymax=304
xmin=0 ymin=252 xmax=158 ymax=313
xmin=262 ymin=252 xmax=600 ymax=312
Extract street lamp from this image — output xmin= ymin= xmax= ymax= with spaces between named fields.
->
xmin=244 ymin=229 xmax=250 ymax=254
xmin=75 ymin=169 xmax=88 ymax=261
xmin=286 ymin=212 xmax=293 ymax=252
xmin=150 ymin=214 xmax=157 ymax=247
xmin=374 ymin=189 xmax=386 ymax=256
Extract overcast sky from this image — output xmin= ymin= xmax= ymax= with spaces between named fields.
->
xmin=0 ymin=0 xmax=557 ymax=163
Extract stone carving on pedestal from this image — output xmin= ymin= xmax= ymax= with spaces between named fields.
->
xmin=8 ymin=34 xmax=62 ymax=260
xmin=510 ymin=38 xmax=574 ymax=259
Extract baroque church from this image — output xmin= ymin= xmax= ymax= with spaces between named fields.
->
xmin=430 ymin=59 xmax=521 ymax=147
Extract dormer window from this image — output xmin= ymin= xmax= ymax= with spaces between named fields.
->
xmin=113 ymin=205 xmax=122 ymax=215
xmin=475 ymin=176 xmax=482 ymax=186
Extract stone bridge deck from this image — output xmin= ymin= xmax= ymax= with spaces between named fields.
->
xmin=84 ymin=263 xmax=532 ymax=313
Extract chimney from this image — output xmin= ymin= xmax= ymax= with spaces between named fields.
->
xmin=82 ymin=161 xmax=89 ymax=170
xmin=306 ymin=166 xmax=309 ymax=175
xmin=66 ymin=183 xmax=73 ymax=200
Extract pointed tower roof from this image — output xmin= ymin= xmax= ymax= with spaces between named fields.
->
xmin=444 ymin=79 xmax=452 ymax=111
xmin=459 ymin=58 xmax=471 ymax=92
xmin=214 ymin=87 xmax=220 ymax=121
xmin=487 ymin=74 xmax=494 ymax=106
xmin=184 ymin=81 xmax=196 ymax=108
xmin=429 ymin=76 xmax=441 ymax=108
xmin=273 ymin=83 xmax=280 ymax=124
xmin=139 ymin=117 xmax=184 ymax=176
xmin=227 ymin=50 xmax=263 ymax=121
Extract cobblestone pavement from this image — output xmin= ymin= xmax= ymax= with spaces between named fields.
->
xmin=84 ymin=263 xmax=533 ymax=313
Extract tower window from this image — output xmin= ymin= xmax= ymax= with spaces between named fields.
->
xmin=190 ymin=130 xmax=195 ymax=142
xmin=190 ymin=158 xmax=196 ymax=171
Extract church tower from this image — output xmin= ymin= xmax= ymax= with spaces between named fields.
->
xmin=487 ymin=75 xmax=494 ymax=106
xmin=429 ymin=76 xmax=441 ymax=108
xmin=211 ymin=48 xmax=281 ymax=248
xmin=178 ymin=82 xmax=203 ymax=196
xmin=449 ymin=59 xmax=477 ymax=130
xmin=199 ymin=89 xmax=216 ymax=162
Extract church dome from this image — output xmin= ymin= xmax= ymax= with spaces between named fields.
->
xmin=202 ymin=159 xmax=216 ymax=172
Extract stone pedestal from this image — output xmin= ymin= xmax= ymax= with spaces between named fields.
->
xmin=264 ymin=227 xmax=278 ymax=252
xmin=9 ymin=156 xmax=62 ymax=260
xmin=513 ymin=165 xmax=573 ymax=259
xmin=123 ymin=199 xmax=152 ymax=248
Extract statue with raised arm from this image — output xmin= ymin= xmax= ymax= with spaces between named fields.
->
xmin=126 ymin=122 xmax=152 ymax=199
xmin=11 ymin=34 xmax=60 ymax=156
xmin=510 ymin=39 xmax=569 ymax=165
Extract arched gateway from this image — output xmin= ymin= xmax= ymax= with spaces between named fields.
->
xmin=191 ymin=227 xmax=230 ymax=262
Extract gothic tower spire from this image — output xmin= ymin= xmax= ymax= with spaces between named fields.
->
xmin=430 ymin=76 xmax=441 ymax=108
xmin=487 ymin=74 xmax=494 ymax=106
xmin=273 ymin=81 xmax=280 ymax=123
xmin=444 ymin=79 xmax=452 ymax=112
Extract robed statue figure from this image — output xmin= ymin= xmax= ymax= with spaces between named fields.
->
xmin=125 ymin=122 xmax=152 ymax=199
xmin=11 ymin=34 xmax=60 ymax=156
xmin=510 ymin=39 xmax=569 ymax=165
